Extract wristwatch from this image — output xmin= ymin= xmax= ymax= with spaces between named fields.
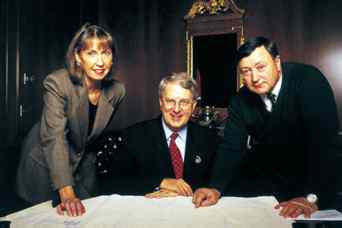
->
xmin=306 ymin=193 xmax=318 ymax=204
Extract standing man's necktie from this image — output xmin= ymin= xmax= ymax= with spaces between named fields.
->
xmin=169 ymin=132 xmax=183 ymax=179
xmin=267 ymin=93 xmax=277 ymax=106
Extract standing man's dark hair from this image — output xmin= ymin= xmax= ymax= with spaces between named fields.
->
xmin=236 ymin=36 xmax=279 ymax=64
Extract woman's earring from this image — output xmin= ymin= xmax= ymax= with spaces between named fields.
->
xmin=76 ymin=61 xmax=81 ymax=67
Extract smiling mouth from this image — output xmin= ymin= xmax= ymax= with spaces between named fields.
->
xmin=94 ymin=69 xmax=105 ymax=75
xmin=253 ymin=82 xmax=264 ymax=88
xmin=171 ymin=114 xmax=183 ymax=120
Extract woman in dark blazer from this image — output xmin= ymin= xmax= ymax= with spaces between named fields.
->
xmin=16 ymin=23 xmax=125 ymax=216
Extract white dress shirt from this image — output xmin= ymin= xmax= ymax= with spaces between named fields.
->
xmin=162 ymin=119 xmax=187 ymax=161
xmin=260 ymin=75 xmax=282 ymax=112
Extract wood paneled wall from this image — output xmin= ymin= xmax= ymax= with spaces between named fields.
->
xmin=99 ymin=0 xmax=342 ymax=129
xmin=3 ymin=0 xmax=341 ymax=138
xmin=99 ymin=0 xmax=195 ymax=129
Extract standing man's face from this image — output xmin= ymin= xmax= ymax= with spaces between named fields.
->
xmin=238 ymin=46 xmax=281 ymax=95
xmin=159 ymin=82 xmax=197 ymax=132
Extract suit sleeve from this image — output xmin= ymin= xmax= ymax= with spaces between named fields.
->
xmin=297 ymin=66 xmax=340 ymax=208
xmin=40 ymin=74 xmax=74 ymax=191
xmin=208 ymin=96 xmax=249 ymax=193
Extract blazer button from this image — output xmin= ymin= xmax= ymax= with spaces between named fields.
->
xmin=76 ymin=152 xmax=82 ymax=157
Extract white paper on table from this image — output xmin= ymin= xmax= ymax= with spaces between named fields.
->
xmin=5 ymin=195 xmax=293 ymax=228
xmin=295 ymin=210 xmax=342 ymax=221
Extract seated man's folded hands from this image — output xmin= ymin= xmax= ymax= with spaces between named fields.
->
xmin=145 ymin=189 xmax=178 ymax=198
xmin=145 ymin=178 xmax=193 ymax=198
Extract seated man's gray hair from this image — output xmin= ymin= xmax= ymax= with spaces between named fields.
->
xmin=159 ymin=72 xmax=199 ymax=100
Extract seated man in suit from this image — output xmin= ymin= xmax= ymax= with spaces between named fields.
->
xmin=192 ymin=36 xmax=341 ymax=218
xmin=107 ymin=72 xmax=218 ymax=197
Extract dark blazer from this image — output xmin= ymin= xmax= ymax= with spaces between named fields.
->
xmin=209 ymin=63 xmax=340 ymax=208
xmin=105 ymin=117 xmax=218 ymax=195
xmin=16 ymin=69 xmax=125 ymax=204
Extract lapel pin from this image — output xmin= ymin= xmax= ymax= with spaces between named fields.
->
xmin=195 ymin=155 xmax=202 ymax=164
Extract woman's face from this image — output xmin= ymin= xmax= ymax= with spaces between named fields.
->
xmin=75 ymin=38 xmax=113 ymax=81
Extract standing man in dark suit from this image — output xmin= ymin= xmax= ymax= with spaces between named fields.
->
xmin=107 ymin=72 xmax=217 ymax=197
xmin=193 ymin=37 xmax=340 ymax=218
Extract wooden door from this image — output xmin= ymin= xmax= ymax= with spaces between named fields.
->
xmin=0 ymin=0 xmax=98 ymax=211
xmin=17 ymin=0 xmax=98 ymax=139
xmin=0 ymin=0 xmax=7 ymax=138
xmin=0 ymin=0 xmax=98 ymax=166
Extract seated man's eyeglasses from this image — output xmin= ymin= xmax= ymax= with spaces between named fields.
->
xmin=163 ymin=98 xmax=194 ymax=110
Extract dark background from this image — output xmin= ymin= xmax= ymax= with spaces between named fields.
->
xmin=193 ymin=33 xmax=237 ymax=107
xmin=1 ymin=0 xmax=342 ymax=215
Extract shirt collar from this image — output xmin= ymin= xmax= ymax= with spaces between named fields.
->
xmin=272 ymin=73 xmax=282 ymax=98
xmin=261 ymin=73 xmax=282 ymax=101
xmin=161 ymin=118 xmax=187 ymax=142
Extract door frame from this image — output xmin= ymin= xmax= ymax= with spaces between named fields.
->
xmin=1 ymin=0 xmax=21 ymax=148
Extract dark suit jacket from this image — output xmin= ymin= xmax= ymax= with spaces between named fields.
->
xmin=16 ymin=69 xmax=125 ymax=204
xmin=209 ymin=62 xmax=340 ymax=208
xmin=105 ymin=117 xmax=218 ymax=195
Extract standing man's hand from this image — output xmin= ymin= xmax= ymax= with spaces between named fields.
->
xmin=192 ymin=188 xmax=221 ymax=208
xmin=274 ymin=197 xmax=318 ymax=218
xmin=159 ymin=178 xmax=193 ymax=196
xmin=57 ymin=186 xmax=86 ymax=217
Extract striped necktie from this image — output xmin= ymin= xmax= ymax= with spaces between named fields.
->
xmin=169 ymin=132 xmax=183 ymax=179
